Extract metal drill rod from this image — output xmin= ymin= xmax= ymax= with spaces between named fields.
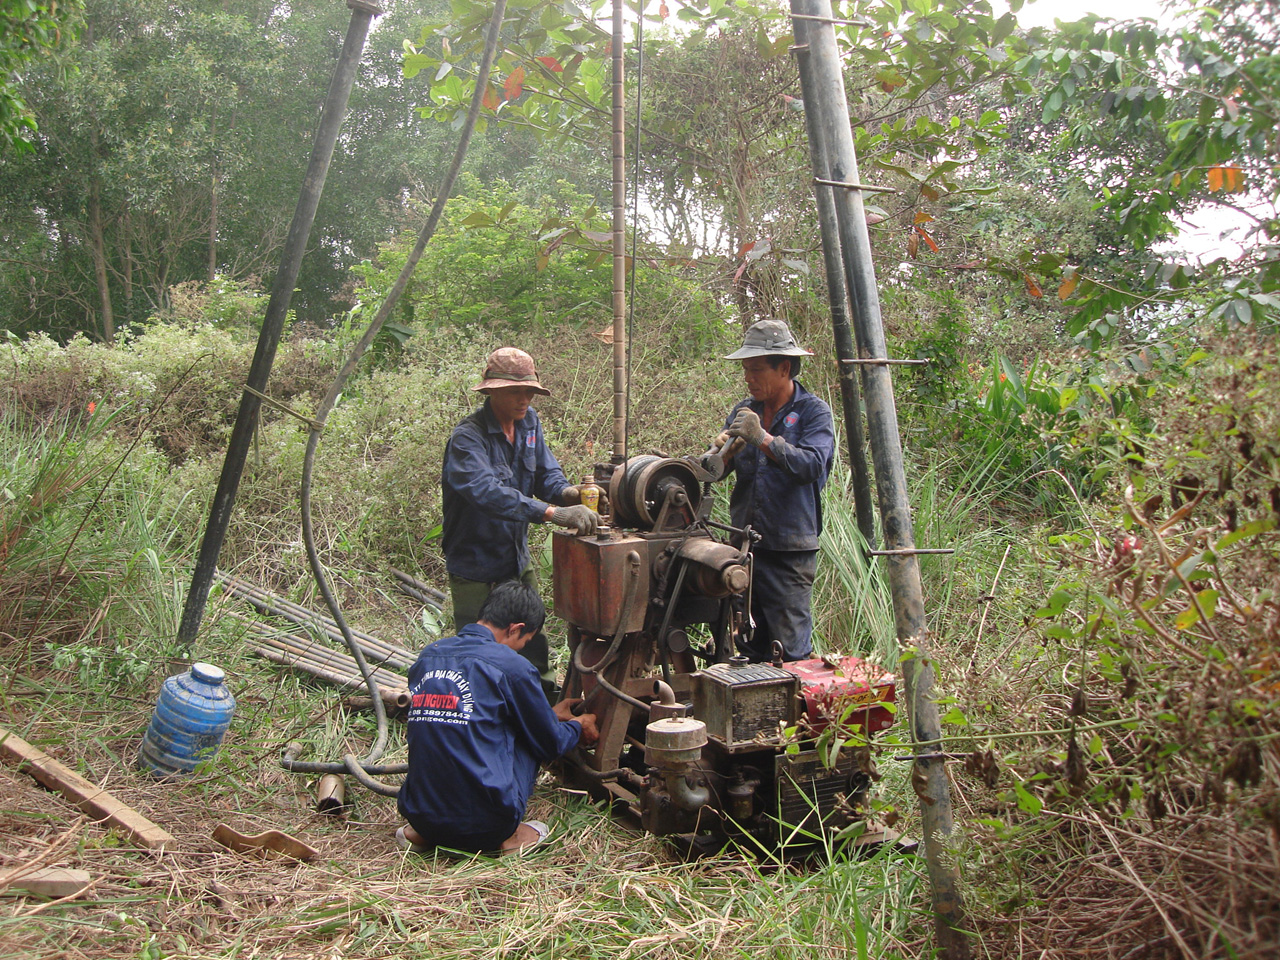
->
xmin=610 ymin=0 xmax=627 ymax=463
xmin=814 ymin=176 xmax=897 ymax=194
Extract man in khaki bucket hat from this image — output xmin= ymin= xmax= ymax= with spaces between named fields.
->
xmin=712 ymin=319 xmax=835 ymax=662
xmin=440 ymin=348 xmax=597 ymax=698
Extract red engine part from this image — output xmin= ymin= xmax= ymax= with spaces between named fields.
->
xmin=780 ymin=656 xmax=896 ymax=735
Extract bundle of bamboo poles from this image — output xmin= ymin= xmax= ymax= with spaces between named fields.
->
xmin=215 ymin=570 xmax=416 ymax=671
xmin=231 ymin=613 xmax=411 ymax=709
xmin=215 ymin=570 xmax=426 ymax=709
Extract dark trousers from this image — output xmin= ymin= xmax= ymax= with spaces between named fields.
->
xmin=448 ymin=566 xmax=558 ymax=702
xmin=742 ymin=548 xmax=817 ymax=662
xmin=400 ymin=748 xmax=538 ymax=853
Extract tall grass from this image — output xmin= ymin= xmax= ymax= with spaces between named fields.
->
xmin=815 ymin=465 xmax=897 ymax=664
xmin=0 ymin=321 xmax=1105 ymax=960
xmin=815 ymin=445 xmax=1047 ymax=668
xmin=0 ymin=402 xmax=194 ymax=687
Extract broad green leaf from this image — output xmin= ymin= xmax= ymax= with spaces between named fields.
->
xmin=1173 ymin=590 xmax=1218 ymax=630
xmin=1014 ymin=780 xmax=1043 ymax=815
xmin=1216 ymin=517 xmax=1276 ymax=551
xmin=403 ymin=53 xmax=432 ymax=79
xmin=1033 ymin=589 xmax=1073 ymax=618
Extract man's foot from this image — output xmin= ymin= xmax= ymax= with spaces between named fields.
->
xmin=395 ymin=824 xmax=429 ymax=854
xmin=498 ymin=820 xmax=549 ymax=854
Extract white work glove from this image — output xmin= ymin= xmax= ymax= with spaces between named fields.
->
xmin=728 ymin=408 xmax=768 ymax=447
xmin=550 ymin=504 xmax=599 ymax=536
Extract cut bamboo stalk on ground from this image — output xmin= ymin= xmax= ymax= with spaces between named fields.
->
xmin=251 ymin=646 xmax=409 ymax=708
xmin=235 ymin=619 xmax=410 ymax=708
xmin=388 ymin=567 xmax=446 ymax=604
xmin=0 ymin=727 xmax=175 ymax=850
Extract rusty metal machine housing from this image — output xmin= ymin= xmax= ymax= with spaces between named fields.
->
xmin=552 ymin=453 xmax=896 ymax=853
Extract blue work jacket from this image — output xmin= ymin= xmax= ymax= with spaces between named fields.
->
xmin=441 ymin=401 xmax=570 ymax=582
xmin=724 ymin=380 xmax=835 ymax=551
xmin=397 ymin=624 xmax=582 ymax=839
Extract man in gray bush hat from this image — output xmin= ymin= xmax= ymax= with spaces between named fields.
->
xmin=714 ymin=319 xmax=835 ymax=662
xmin=441 ymin=347 xmax=598 ymax=697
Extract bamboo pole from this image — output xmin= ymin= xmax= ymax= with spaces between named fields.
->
xmin=788 ymin=1 xmax=968 ymax=956
xmin=388 ymin=568 xmax=446 ymax=602
xmin=216 ymin=572 xmax=415 ymax=669
xmin=791 ymin=29 xmax=876 ymax=548
xmin=231 ymin=614 xmax=406 ymax=685
xmin=250 ymin=645 xmax=408 ymax=708
xmin=177 ymin=0 xmax=383 ymax=647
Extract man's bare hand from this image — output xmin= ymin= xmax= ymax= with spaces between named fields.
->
xmin=575 ymin=713 xmax=600 ymax=746
xmin=552 ymin=698 xmax=582 ymax=722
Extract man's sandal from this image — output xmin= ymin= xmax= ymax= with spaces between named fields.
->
xmin=507 ymin=819 xmax=549 ymax=855
xmin=394 ymin=825 xmax=429 ymax=854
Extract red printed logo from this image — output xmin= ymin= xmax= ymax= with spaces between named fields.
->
xmin=412 ymin=692 xmax=460 ymax=710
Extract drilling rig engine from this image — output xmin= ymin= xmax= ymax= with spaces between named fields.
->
xmin=552 ymin=452 xmax=895 ymax=853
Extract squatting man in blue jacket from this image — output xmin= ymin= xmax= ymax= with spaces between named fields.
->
xmin=715 ymin=318 xmax=836 ymax=662
xmin=396 ymin=581 xmax=599 ymax=854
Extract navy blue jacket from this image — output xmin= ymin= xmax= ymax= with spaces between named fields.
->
xmin=441 ymin=401 xmax=571 ymax=582
xmin=397 ymin=624 xmax=582 ymax=839
xmin=724 ymin=380 xmax=835 ymax=551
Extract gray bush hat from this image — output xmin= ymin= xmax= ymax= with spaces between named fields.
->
xmin=724 ymin=319 xmax=814 ymax=360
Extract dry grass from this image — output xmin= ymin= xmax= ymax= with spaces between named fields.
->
xmin=994 ymin=808 xmax=1280 ymax=959
xmin=0 ymin=688 xmax=927 ymax=960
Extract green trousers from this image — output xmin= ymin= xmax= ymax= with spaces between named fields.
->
xmin=448 ymin=566 xmax=558 ymax=702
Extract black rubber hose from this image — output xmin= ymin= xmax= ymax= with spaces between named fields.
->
xmin=283 ymin=0 xmax=510 ymax=788
xmin=571 ymin=551 xmax=642 ymax=677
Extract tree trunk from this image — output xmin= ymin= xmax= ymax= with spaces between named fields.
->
xmin=208 ymin=107 xmax=218 ymax=282
xmin=208 ymin=172 xmax=219 ymax=283
xmin=122 ymin=206 xmax=134 ymax=323
xmin=88 ymin=180 xmax=115 ymax=344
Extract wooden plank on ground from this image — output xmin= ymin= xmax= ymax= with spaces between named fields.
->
xmin=0 ymin=866 xmax=94 ymax=899
xmin=0 ymin=726 xmax=175 ymax=850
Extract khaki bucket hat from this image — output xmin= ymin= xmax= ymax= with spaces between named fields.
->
xmin=472 ymin=347 xmax=551 ymax=395
xmin=724 ymin=319 xmax=814 ymax=360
